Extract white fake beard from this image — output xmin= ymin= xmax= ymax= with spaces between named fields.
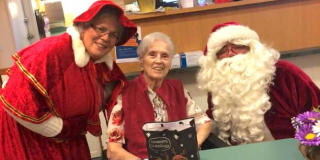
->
xmin=208 ymin=52 xmax=276 ymax=144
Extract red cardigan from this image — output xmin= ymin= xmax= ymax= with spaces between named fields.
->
xmin=122 ymin=73 xmax=187 ymax=159
xmin=206 ymin=60 xmax=320 ymax=140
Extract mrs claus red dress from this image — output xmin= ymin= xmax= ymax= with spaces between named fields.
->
xmin=0 ymin=30 xmax=127 ymax=160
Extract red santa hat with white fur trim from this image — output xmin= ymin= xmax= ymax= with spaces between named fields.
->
xmin=203 ymin=22 xmax=259 ymax=59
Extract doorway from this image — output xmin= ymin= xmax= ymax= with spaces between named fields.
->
xmin=5 ymin=0 xmax=40 ymax=51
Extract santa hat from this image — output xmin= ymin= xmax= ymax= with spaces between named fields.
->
xmin=73 ymin=0 xmax=137 ymax=46
xmin=203 ymin=22 xmax=259 ymax=57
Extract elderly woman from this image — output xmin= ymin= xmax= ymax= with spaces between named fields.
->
xmin=0 ymin=1 xmax=136 ymax=159
xmin=107 ymin=32 xmax=212 ymax=159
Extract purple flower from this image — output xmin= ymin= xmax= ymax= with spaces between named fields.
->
xmin=296 ymin=111 xmax=320 ymax=124
xmin=295 ymin=124 xmax=320 ymax=146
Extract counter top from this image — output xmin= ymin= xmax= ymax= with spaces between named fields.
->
xmin=200 ymin=138 xmax=304 ymax=160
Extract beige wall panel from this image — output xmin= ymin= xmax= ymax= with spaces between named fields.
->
xmin=117 ymin=0 xmax=320 ymax=73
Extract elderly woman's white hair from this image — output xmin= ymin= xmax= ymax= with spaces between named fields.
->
xmin=137 ymin=32 xmax=175 ymax=58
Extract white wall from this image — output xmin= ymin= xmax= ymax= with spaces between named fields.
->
xmin=284 ymin=53 xmax=320 ymax=87
xmin=0 ymin=0 xmax=16 ymax=69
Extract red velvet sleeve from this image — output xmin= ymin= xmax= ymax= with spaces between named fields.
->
xmin=265 ymin=60 xmax=320 ymax=139
xmin=1 ymin=66 xmax=52 ymax=124
xmin=270 ymin=60 xmax=319 ymax=114
xmin=0 ymin=34 xmax=73 ymax=124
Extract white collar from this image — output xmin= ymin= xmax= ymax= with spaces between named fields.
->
xmin=66 ymin=26 xmax=113 ymax=70
xmin=147 ymin=86 xmax=157 ymax=100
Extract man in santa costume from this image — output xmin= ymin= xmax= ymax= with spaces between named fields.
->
xmin=0 ymin=1 xmax=136 ymax=159
xmin=197 ymin=22 xmax=320 ymax=145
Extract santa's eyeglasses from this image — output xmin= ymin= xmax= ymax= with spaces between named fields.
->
xmin=217 ymin=44 xmax=250 ymax=58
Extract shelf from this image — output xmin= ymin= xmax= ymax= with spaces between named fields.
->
xmin=280 ymin=46 xmax=320 ymax=59
xmin=125 ymin=47 xmax=320 ymax=79
xmin=1 ymin=47 xmax=319 ymax=81
xmin=126 ymin=0 xmax=284 ymax=20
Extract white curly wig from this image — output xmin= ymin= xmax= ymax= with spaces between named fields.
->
xmin=197 ymin=22 xmax=280 ymax=144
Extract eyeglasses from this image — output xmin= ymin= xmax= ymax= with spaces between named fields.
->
xmin=217 ymin=44 xmax=250 ymax=58
xmin=90 ymin=24 xmax=119 ymax=42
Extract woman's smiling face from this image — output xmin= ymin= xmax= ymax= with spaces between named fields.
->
xmin=140 ymin=40 xmax=172 ymax=83
xmin=82 ymin=16 xmax=119 ymax=60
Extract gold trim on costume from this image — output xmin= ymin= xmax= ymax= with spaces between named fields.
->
xmin=87 ymin=120 xmax=101 ymax=125
xmin=90 ymin=132 xmax=102 ymax=136
xmin=13 ymin=54 xmax=20 ymax=60
xmin=13 ymin=54 xmax=60 ymax=117
xmin=6 ymin=69 xmax=12 ymax=75
xmin=0 ymin=94 xmax=51 ymax=123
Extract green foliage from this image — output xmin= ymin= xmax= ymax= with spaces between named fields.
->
xmin=313 ymin=105 xmax=320 ymax=113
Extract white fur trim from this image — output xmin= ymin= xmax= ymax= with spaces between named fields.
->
xmin=94 ymin=52 xmax=113 ymax=70
xmin=66 ymin=26 xmax=114 ymax=70
xmin=206 ymin=25 xmax=259 ymax=59
xmin=67 ymin=26 xmax=90 ymax=68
